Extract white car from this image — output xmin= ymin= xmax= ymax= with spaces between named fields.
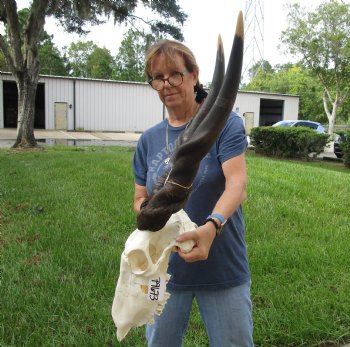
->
xmin=272 ymin=120 xmax=326 ymax=134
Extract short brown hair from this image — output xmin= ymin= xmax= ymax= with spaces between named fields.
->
xmin=145 ymin=39 xmax=199 ymax=80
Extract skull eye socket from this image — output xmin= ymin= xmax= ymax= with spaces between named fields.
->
xmin=127 ymin=243 xmax=160 ymax=275
xmin=128 ymin=250 xmax=150 ymax=274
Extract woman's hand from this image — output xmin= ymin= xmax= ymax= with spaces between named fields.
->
xmin=175 ymin=222 xmax=216 ymax=262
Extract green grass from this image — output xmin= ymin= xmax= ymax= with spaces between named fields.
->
xmin=0 ymin=146 xmax=349 ymax=347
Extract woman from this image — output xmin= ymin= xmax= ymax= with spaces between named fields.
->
xmin=132 ymin=39 xmax=253 ymax=347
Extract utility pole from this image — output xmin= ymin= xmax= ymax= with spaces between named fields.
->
xmin=243 ymin=0 xmax=264 ymax=84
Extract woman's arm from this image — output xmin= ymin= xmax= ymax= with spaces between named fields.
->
xmin=133 ymin=183 xmax=148 ymax=213
xmin=211 ymin=152 xmax=247 ymax=222
xmin=176 ymin=153 xmax=247 ymax=262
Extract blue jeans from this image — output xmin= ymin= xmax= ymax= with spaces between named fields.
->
xmin=146 ymin=282 xmax=253 ymax=347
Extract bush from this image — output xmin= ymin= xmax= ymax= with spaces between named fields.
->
xmin=250 ymin=126 xmax=329 ymax=160
xmin=340 ymin=131 xmax=350 ymax=168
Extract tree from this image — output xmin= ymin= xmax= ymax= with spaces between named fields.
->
xmin=281 ymin=0 xmax=350 ymax=134
xmin=114 ymin=28 xmax=151 ymax=82
xmin=38 ymin=32 xmax=69 ymax=76
xmin=248 ymin=59 xmax=274 ymax=80
xmin=0 ymin=0 xmax=187 ymax=148
xmin=87 ymin=46 xmax=113 ymax=79
xmin=1 ymin=7 xmax=67 ymax=76
xmin=271 ymin=65 xmax=324 ymax=122
xmin=65 ymin=40 xmax=98 ymax=77
xmin=65 ymin=42 xmax=115 ymax=79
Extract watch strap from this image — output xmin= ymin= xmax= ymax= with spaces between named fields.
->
xmin=209 ymin=213 xmax=226 ymax=225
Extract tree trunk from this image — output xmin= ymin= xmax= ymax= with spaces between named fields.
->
xmin=12 ymin=72 xmax=38 ymax=148
xmin=328 ymin=107 xmax=337 ymax=135
xmin=2 ymin=0 xmax=48 ymax=148
xmin=322 ymin=89 xmax=338 ymax=135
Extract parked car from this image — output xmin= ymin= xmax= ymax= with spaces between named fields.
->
xmin=334 ymin=134 xmax=344 ymax=158
xmin=272 ymin=120 xmax=326 ymax=134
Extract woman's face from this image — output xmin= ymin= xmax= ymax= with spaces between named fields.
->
xmin=150 ymin=52 xmax=198 ymax=111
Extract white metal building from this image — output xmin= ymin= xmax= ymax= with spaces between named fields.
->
xmin=234 ymin=90 xmax=299 ymax=134
xmin=0 ymin=72 xmax=299 ymax=134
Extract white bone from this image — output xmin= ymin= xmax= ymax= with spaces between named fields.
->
xmin=111 ymin=209 xmax=196 ymax=341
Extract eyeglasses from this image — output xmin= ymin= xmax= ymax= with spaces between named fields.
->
xmin=148 ymin=71 xmax=188 ymax=91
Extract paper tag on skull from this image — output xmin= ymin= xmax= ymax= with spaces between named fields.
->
xmin=148 ymin=276 xmax=166 ymax=301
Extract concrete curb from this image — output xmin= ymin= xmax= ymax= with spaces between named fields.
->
xmin=0 ymin=129 xmax=142 ymax=149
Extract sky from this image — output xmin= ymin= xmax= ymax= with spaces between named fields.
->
xmin=9 ymin=0 xmax=343 ymax=84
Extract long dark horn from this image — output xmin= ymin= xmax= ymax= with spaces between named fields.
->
xmin=178 ymin=35 xmax=225 ymax=145
xmin=137 ymin=12 xmax=244 ymax=231
xmin=151 ymin=35 xmax=225 ymax=197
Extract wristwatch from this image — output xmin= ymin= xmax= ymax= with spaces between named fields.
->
xmin=204 ymin=213 xmax=227 ymax=235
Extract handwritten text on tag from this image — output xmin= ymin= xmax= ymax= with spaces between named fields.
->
xmin=148 ymin=276 xmax=166 ymax=301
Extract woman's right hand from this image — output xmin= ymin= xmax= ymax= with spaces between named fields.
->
xmin=175 ymin=222 xmax=216 ymax=262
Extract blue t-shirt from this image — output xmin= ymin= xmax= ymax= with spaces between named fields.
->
xmin=132 ymin=113 xmax=251 ymax=290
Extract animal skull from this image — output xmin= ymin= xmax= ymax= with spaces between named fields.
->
xmin=111 ymin=209 xmax=196 ymax=341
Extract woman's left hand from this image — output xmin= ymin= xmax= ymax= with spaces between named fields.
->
xmin=175 ymin=223 xmax=216 ymax=262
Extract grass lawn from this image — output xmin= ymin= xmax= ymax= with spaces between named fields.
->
xmin=0 ymin=146 xmax=349 ymax=347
